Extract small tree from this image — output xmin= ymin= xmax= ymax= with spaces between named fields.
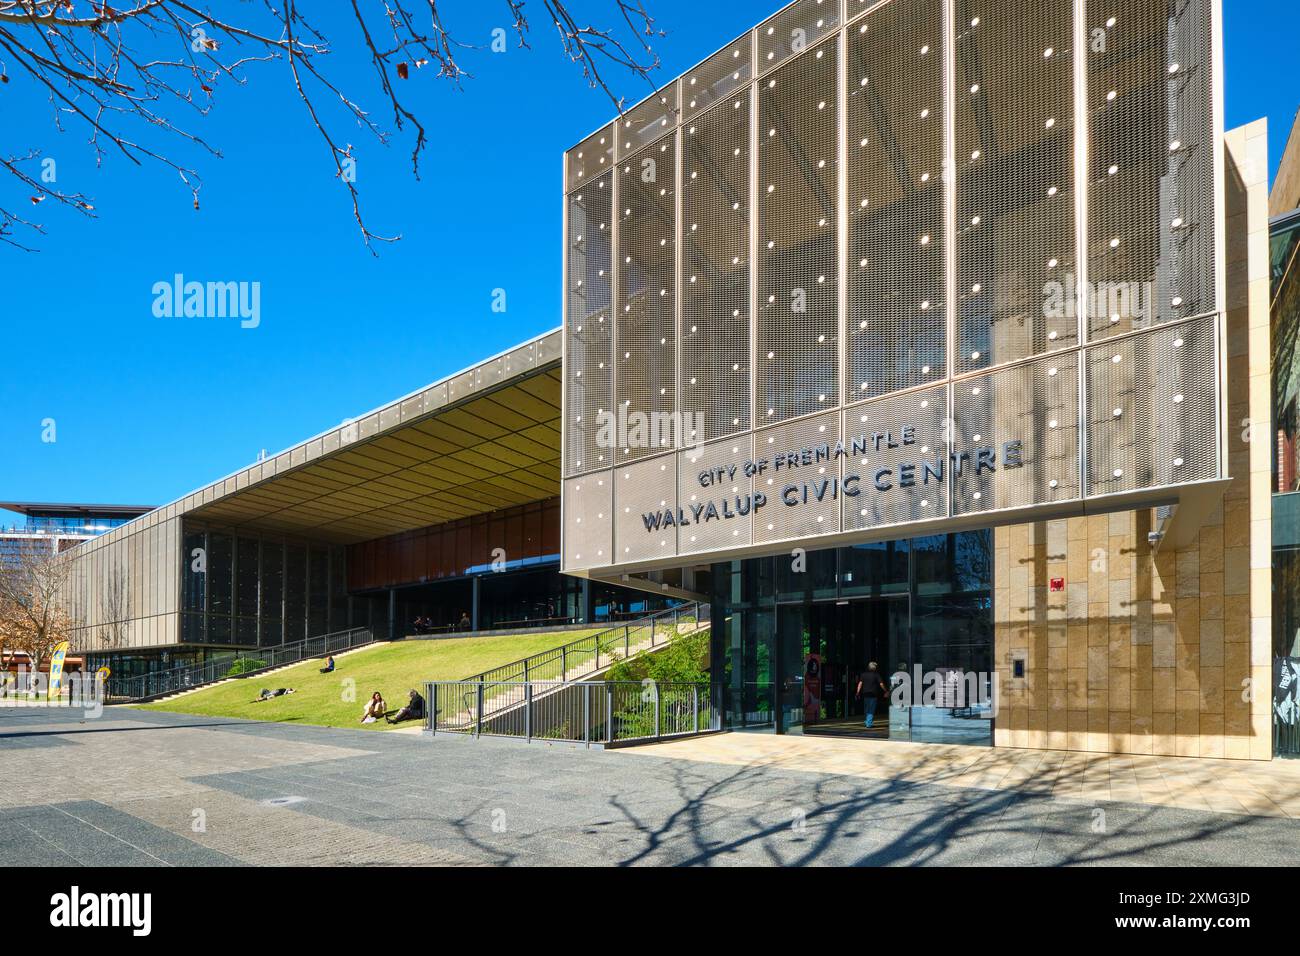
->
xmin=0 ymin=545 xmax=78 ymax=687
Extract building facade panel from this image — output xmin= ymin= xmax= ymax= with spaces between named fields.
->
xmin=846 ymin=0 xmax=947 ymax=400
xmin=1084 ymin=0 xmax=1219 ymax=341
xmin=681 ymin=91 xmax=752 ymax=443
xmin=562 ymin=0 xmax=1224 ymax=581
xmin=842 ymin=385 xmax=950 ymax=529
xmin=954 ymin=0 xmax=1079 ymax=373
xmin=615 ymin=137 xmax=679 ymax=463
xmin=757 ymin=36 xmax=841 ymax=426
xmin=564 ymin=172 xmax=614 ymax=476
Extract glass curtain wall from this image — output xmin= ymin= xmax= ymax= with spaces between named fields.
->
xmin=180 ymin=522 xmax=349 ymax=649
xmin=712 ymin=530 xmax=993 ymax=742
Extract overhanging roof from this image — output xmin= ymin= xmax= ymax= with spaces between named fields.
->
xmin=0 ymin=502 xmax=154 ymax=517
xmin=107 ymin=329 xmax=563 ymax=546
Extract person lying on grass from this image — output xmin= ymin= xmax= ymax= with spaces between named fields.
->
xmin=386 ymin=688 xmax=425 ymax=724
xmin=253 ymin=687 xmax=296 ymax=702
xmin=361 ymin=691 xmax=386 ymax=724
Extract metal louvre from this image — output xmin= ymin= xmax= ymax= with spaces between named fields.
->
xmin=757 ymin=38 xmax=840 ymax=426
xmin=846 ymin=0 xmax=947 ymax=401
xmin=616 ymin=137 xmax=678 ymax=464
xmin=954 ymin=0 xmax=1078 ymax=373
xmin=676 ymin=435 xmax=755 ymax=555
xmin=565 ymin=173 xmax=613 ymax=477
xmin=681 ymin=94 xmax=751 ymax=444
xmin=952 ymin=354 xmax=1081 ymax=514
xmin=1085 ymin=316 xmax=1219 ymax=496
xmin=757 ymin=0 xmax=842 ymax=76
xmin=614 ymin=455 xmax=679 ymax=563
xmin=1084 ymin=0 xmax=1217 ymax=341
xmin=563 ymin=472 xmax=613 ymax=570
xmin=842 ymin=386 xmax=950 ymax=531
xmin=752 ymin=411 xmax=843 ymax=545
xmin=565 ymin=125 xmax=615 ymax=193
xmin=682 ymin=34 xmax=753 ymax=121
xmin=617 ymin=87 xmax=680 ymax=159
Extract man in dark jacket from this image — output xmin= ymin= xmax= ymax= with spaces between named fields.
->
xmin=386 ymin=688 xmax=426 ymax=724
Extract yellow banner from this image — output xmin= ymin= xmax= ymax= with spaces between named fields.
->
xmin=47 ymin=642 xmax=71 ymax=700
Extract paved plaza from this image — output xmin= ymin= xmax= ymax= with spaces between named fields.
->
xmin=3 ymin=706 xmax=1300 ymax=866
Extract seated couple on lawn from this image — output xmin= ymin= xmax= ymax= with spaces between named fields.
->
xmin=360 ymin=688 xmax=425 ymax=725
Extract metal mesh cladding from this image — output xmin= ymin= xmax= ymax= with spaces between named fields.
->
xmin=1085 ymin=315 xmax=1219 ymax=497
xmin=565 ymin=172 xmax=613 ymax=477
xmin=757 ymin=38 xmax=840 ymax=426
xmin=842 ymin=386 xmax=950 ymax=531
xmin=844 ymin=0 xmax=884 ymax=25
xmin=681 ymin=93 xmax=752 ymax=445
xmin=757 ymin=0 xmax=842 ymax=75
xmin=752 ymin=411 xmax=843 ymax=545
xmin=677 ymin=435 xmax=755 ymax=555
xmin=614 ymin=454 xmax=679 ymax=564
xmin=617 ymin=87 xmax=679 ymax=159
xmin=954 ymin=0 xmax=1078 ymax=373
xmin=616 ymin=137 xmax=678 ymax=464
xmin=560 ymin=0 xmax=1222 ymax=576
xmin=565 ymin=125 xmax=615 ymax=192
xmin=682 ymin=35 xmax=754 ymax=121
xmin=563 ymin=472 xmax=613 ymax=570
xmin=847 ymin=0 xmax=946 ymax=401
xmin=952 ymin=353 xmax=1081 ymax=515
xmin=1085 ymin=0 xmax=1217 ymax=342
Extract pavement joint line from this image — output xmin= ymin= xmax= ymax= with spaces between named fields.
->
xmin=48 ymin=802 xmax=177 ymax=866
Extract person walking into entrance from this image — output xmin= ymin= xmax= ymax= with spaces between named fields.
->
xmin=856 ymin=662 xmax=887 ymax=728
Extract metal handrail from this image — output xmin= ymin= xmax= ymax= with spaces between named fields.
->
xmin=459 ymin=601 xmax=707 ymax=688
xmin=101 ymin=625 xmax=378 ymax=701
xmin=425 ymin=679 xmax=719 ymax=747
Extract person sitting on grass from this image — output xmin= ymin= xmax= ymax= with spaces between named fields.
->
xmin=386 ymin=688 xmax=425 ymax=724
xmin=253 ymin=687 xmax=296 ymax=702
xmin=361 ymin=691 xmax=386 ymax=724
xmin=319 ymin=655 xmax=335 ymax=674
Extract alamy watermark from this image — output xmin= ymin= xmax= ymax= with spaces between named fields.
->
xmin=1 ymin=666 xmax=104 ymax=718
xmin=1044 ymin=272 xmax=1152 ymax=326
xmin=152 ymin=273 xmax=260 ymax=328
xmin=594 ymin=407 xmax=705 ymax=457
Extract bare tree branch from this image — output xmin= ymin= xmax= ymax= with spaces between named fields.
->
xmin=0 ymin=0 xmax=663 ymax=252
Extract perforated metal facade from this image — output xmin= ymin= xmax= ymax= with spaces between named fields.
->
xmin=562 ymin=0 xmax=1224 ymax=577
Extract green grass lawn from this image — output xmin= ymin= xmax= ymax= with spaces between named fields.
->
xmin=132 ymin=630 xmax=601 ymax=731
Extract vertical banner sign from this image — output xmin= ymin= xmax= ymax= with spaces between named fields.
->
xmin=47 ymin=641 xmax=70 ymax=701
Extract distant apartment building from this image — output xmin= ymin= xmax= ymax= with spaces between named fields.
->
xmin=0 ymin=502 xmax=154 ymax=570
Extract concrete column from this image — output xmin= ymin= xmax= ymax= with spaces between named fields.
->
xmin=388 ymin=588 xmax=396 ymax=640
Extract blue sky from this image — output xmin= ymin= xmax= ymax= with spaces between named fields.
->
xmin=1 ymin=0 xmax=1296 ymax=521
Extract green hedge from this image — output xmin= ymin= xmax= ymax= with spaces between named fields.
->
xmin=606 ymin=628 xmax=709 ymax=684
xmin=226 ymin=658 xmax=268 ymax=677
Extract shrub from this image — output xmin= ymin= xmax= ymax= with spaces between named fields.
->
xmin=226 ymin=658 xmax=268 ymax=676
xmin=606 ymin=628 xmax=709 ymax=684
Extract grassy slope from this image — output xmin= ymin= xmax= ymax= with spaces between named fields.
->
xmin=133 ymin=630 xmax=600 ymax=731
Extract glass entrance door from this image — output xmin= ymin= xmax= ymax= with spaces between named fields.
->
xmin=791 ymin=596 xmax=908 ymax=738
